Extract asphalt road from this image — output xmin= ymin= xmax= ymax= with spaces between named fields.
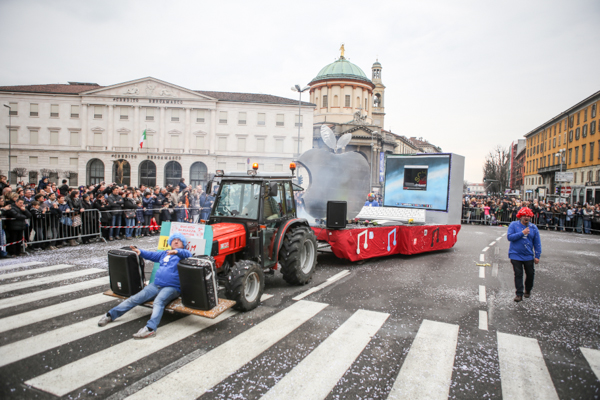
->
xmin=0 ymin=224 xmax=599 ymax=399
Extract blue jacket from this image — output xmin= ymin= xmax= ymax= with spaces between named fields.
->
xmin=507 ymin=221 xmax=542 ymax=261
xmin=139 ymin=248 xmax=192 ymax=291
xmin=174 ymin=205 xmax=186 ymax=219
xmin=142 ymin=196 xmax=156 ymax=216
xmin=135 ymin=206 xmax=144 ymax=222
xmin=364 ymin=200 xmax=379 ymax=207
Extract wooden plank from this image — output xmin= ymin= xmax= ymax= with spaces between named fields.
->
xmin=103 ymin=290 xmax=236 ymax=319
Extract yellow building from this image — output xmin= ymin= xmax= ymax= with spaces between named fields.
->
xmin=524 ymin=89 xmax=600 ymax=204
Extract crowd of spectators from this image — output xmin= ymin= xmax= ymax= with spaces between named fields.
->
xmin=462 ymin=194 xmax=600 ymax=234
xmin=0 ymin=175 xmax=215 ymax=258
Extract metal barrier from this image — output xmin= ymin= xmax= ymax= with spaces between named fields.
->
xmin=461 ymin=206 xmax=600 ymax=233
xmin=28 ymin=208 xmax=103 ymax=248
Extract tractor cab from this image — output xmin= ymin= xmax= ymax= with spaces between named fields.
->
xmin=204 ymin=163 xmax=317 ymax=311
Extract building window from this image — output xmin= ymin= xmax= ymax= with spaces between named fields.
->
xmin=365 ymin=98 xmax=368 ymax=110
xmin=584 ymin=108 xmax=588 ymax=122
xmin=237 ymin=137 xmax=246 ymax=151
xmin=170 ymin=135 xmax=179 ymax=148
xmin=194 ymin=135 xmax=204 ymax=149
xmin=30 ymin=103 xmax=38 ymax=117
xmin=582 ymin=124 xmax=588 ymax=138
xmin=575 ymin=128 xmax=580 ymax=140
xmin=322 ymin=95 xmax=328 ymax=108
xmin=237 ymin=163 xmax=245 ymax=171
xmin=256 ymin=138 xmax=265 ymax=152
xmin=29 ymin=171 xmax=38 ymax=184
xmin=112 ymin=159 xmax=131 ymax=185
xmin=345 ymin=95 xmax=351 ymax=107
xmin=29 ymin=129 xmax=38 ymax=144
xmin=295 ymin=115 xmax=303 ymax=127
xmin=591 ymin=121 xmax=596 ymax=135
xmin=70 ymin=131 xmax=79 ymax=146
xmin=94 ymin=105 xmax=103 ymax=119
xmin=581 ymin=172 xmax=584 ymax=183
xmin=189 ymin=162 xmax=207 ymax=188
xmin=196 ymin=110 xmax=205 ymax=123
xmin=575 ymin=146 xmax=579 ymax=163
xmin=257 ymin=113 xmax=266 ymax=126
xmin=275 ymin=138 xmax=284 ymax=153
xmin=590 ymin=141 xmax=595 ymax=161
xmin=219 ymin=111 xmax=227 ymax=124
xmin=93 ymin=132 xmax=103 ymax=146
xmin=8 ymin=102 xmax=18 ymax=115
xmin=50 ymin=131 xmax=59 ymax=145
xmin=146 ymin=108 xmax=154 ymax=121
xmin=574 ymin=173 xmax=577 ymax=183
xmin=564 ymin=132 xmax=567 ymax=144
xmin=218 ymin=136 xmax=227 ymax=151
xmin=592 ymin=104 xmax=597 ymax=118
xmin=553 ymin=138 xmax=556 ymax=148
xmin=120 ymin=107 xmax=128 ymax=120
xmin=568 ymin=148 xmax=572 ymax=165
xmin=139 ymin=160 xmax=156 ymax=187
xmin=164 ymin=161 xmax=182 ymax=187
xmin=171 ymin=109 xmax=179 ymax=122
xmin=51 ymin=104 xmax=59 ymax=118
xmin=49 ymin=157 xmax=58 ymax=165
xmin=29 ymin=156 xmax=38 ymax=164
xmin=276 ymin=114 xmax=284 ymax=126
xmin=589 ymin=170 xmax=593 ymax=182
xmin=582 ymin=144 xmax=586 ymax=162
xmin=238 ymin=112 xmax=247 ymax=125
xmin=70 ymin=105 xmax=79 ymax=118
xmin=569 ymin=130 xmax=573 ymax=142
xmin=569 ymin=116 xmax=574 ymax=128
xmin=576 ymin=112 xmax=580 ymax=125
xmin=217 ymin=162 xmax=226 ymax=171
xmin=120 ymin=133 xmax=129 ymax=147
xmin=86 ymin=159 xmax=105 ymax=185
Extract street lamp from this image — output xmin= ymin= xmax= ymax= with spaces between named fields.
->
xmin=555 ymin=149 xmax=565 ymax=172
xmin=291 ymin=85 xmax=310 ymax=158
xmin=3 ymin=104 xmax=11 ymax=184
xmin=371 ymin=130 xmax=378 ymax=190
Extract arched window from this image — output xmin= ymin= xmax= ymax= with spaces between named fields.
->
xmin=112 ymin=159 xmax=131 ymax=186
xmin=139 ymin=160 xmax=156 ymax=187
xmin=164 ymin=161 xmax=182 ymax=187
xmin=86 ymin=158 xmax=104 ymax=185
xmin=190 ymin=162 xmax=208 ymax=189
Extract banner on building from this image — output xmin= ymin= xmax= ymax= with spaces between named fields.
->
xmin=379 ymin=152 xmax=385 ymax=183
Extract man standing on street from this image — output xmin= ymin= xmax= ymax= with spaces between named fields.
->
xmin=507 ymin=207 xmax=542 ymax=302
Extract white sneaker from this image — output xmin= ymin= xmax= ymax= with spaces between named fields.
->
xmin=133 ymin=326 xmax=156 ymax=339
xmin=98 ymin=314 xmax=112 ymax=327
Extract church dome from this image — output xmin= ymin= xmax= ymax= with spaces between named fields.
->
xmin=309 ymin=57 xmax=372 ymax=84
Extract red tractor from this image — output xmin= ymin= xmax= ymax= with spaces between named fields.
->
xmin=206 ymin=164 xmax=317 ymax=311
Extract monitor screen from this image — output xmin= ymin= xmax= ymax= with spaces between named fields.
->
xmin=383 ymin=154 xmax=451 ymax=211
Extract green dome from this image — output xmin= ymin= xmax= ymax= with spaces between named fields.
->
xmin=310 ymin=57 xmax=372 ymax=84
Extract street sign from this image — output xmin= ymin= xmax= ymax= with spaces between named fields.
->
xmin=555 ymin=172 xmax=573 ymax=182
xmin=560 ymin=186 xmax=572 ymax=196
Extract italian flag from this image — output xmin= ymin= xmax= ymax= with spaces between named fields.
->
xmin=139 ymin=129 xmax=146 ymax=148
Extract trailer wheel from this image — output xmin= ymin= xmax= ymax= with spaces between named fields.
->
xmin=280 ymin=226 xmax=317 ymax=285
xmin=226 ymin=260 xmax=265 ymax=311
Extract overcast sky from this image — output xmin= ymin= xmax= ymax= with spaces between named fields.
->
xmin=1 ymin=0 xmax=599 ymax=182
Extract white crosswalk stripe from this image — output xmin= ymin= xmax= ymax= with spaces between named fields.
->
xmin=0 ymin=261 xmax=44 ymax=270
xmin=0 ymin=264 xmax=74 ymax=280
xmin=0 ymin=268 xmax=105 ymax=294
xmin=0 ymin=307 xmax=151 ymax=368
xmin=124 ymin=300 xmax=328 ymax=400
xmin=0 ymin=276 xmax=107 ymax=311
xmin=261 ymin=309 xmax=389 ymax=400
xmin=25 ymin=309 xmax=237 ymax=397
xmin=581 ymin=347 xmax=600 ymax=380
xmin=497 ymin=332 xmax=559 ymax=400
xmin=0 ymin=292 xmax=115 ymax=333
xmin=388 ymin=320 xmax=459 ymax=400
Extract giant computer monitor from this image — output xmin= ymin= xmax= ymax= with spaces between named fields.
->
xmin=383 ymin=153 xmax=464 ymax=225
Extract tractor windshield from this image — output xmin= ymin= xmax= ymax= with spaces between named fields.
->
xmin=212 ymin=181 xmax=261 ymax=219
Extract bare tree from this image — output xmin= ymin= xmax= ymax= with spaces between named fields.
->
xmin=12 ymin=167 xmax=28 ymax=182
xmin=482 ymin=145 xmax=510 ymax=194
xmin=39 ymin=168 xmax=53 ymax=178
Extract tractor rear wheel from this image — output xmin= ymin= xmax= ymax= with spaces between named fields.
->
xmin=226 ymin=260 xmax=265 ymax=311
xmin=280 ymin=226 xmax=317 ymax=285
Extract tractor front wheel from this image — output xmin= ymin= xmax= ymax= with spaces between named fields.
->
xmin=226 ymin=260 xmax=265 ymax=311
xmin=280 ymin=226 xmax=317 ymax=285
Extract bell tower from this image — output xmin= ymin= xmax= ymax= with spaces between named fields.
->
xmin=371 ymin=60 xmax=385 ymax=129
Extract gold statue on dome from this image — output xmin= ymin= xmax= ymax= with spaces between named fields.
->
xmin=340 ymin=44 xmax=345 ymax=58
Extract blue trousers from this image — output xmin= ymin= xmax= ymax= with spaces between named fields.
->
xmin=108 ymin=283 xmax=180 ymax=331
xmin=125 ymin=218 xmax=135 ymax=237
xmin=110 ymin=214 xmax=122 ymax=239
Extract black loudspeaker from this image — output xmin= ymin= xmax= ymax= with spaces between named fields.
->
xmin=108 ymin=248 xmax=144 ymax=297
xmin=326 ymin=201 xmax=347 ymax=229
xmin=177 ymin=257 xmax=219 ymax=310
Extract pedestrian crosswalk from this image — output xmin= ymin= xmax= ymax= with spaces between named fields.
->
xmin=0 ymin=260 xmax=598 ymax=399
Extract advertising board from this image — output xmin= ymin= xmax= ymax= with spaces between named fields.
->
xmin=555 ymin=172 xmax=574 ymax=182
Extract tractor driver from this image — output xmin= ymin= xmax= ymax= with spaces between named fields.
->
xmin=98 ymin=233 xmax=192 ymax=339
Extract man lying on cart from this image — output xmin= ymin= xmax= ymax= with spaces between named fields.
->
xmin=98 ymin=232 xmax=191 ymax=339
